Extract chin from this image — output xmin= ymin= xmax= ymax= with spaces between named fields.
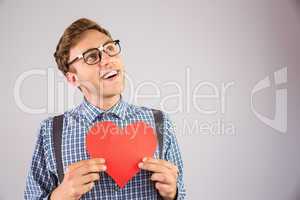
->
xmin=103 ymin=87 xmax=124 ymax=98
xmin=103 ymin=92 xmax=121 ymax=99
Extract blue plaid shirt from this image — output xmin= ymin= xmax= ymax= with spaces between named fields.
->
xmin=24 ymin=97 xmax=186 ymax=199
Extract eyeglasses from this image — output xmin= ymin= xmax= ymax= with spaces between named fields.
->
xmin=68 ymin=39 xmax=121 ymax=66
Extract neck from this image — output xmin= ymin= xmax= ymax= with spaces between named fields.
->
xmin=84 ymin=93 xmax=121 ymax=110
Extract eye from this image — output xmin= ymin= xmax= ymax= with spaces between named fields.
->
xmin=84 ymin=49 xmax=99 ymax=64
xmin=104 ymin=43 xmax=117 ymax=54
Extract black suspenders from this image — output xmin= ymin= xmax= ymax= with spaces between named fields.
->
xmin=52 ymin=109 xmax=164 ymax=184
xmin=152 ymin=109 xmax=164 ymax=159
xmin=52 ymin=114 xmax=64 ymax=184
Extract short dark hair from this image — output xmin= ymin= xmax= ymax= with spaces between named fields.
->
xmin=54 ymin=18 xmax=112 ymax=75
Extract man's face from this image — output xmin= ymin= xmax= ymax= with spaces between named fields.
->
xmin=67 ymin=29 xmax=125 ymax=100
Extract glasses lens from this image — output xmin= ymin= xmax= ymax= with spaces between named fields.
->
xmin=104 ymin=41 xmax=121 ymax=56
xmin=83 ymin=49 xmax=100 ymax=65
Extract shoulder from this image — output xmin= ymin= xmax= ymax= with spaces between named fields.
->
xmin=125 ymin=102 xmax=176 ymax=136
xmin=44 ymin=102 xmax=84 ymax=125
xmin=38 ymin=104 xmax=81 ymax=138
xmin=124 ymin=103 xmax=166 ymax=121
xmin=125 ymin=102 xmax=152 ymax=114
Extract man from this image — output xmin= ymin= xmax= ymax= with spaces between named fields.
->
xmin=24 ymin=18 xmax=186 ymax=200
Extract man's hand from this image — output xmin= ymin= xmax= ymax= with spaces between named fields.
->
xmin=50 ymin=158 xmax=106 ymax=200
xmin=138 ymin=157 xmax=178 ymax=200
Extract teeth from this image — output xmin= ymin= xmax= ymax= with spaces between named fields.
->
xmin=102 ymin=70 xmax=118 ymax=79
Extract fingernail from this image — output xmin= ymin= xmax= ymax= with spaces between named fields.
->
xmin=90 ymin=182 xmax=95 ymax=189
xmin=138 ymin=162 xmax=143 ymax=168
xmin=103 ymin=165 xmax=107 ymax=170
xmin=142 ymin=157 xmax=147 ymax=162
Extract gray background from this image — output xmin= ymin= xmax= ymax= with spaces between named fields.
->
xmin=1 ymin=0 xmax=300 ymax=199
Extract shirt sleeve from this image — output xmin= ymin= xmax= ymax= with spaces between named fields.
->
xmin=162 ymin=112 xmax=187 ymax=200
xmin=24 ymin=120 xmax=57 ymax=200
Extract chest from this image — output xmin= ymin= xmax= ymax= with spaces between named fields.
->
xmin=60 ymin=116 xmax=159 ymax=172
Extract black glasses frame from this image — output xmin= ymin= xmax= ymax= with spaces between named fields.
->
xmin=68 ymin=39 xmax=121 ymax=66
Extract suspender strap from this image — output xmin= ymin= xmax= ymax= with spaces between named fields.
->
xmin=151 ymin=109 xmax=164 ymax=159
xmin=52 ymin=114 xmax=64 ymax=184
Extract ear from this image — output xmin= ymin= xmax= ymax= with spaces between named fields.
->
xmin=66 ymin=72 xmax=79 ymax=87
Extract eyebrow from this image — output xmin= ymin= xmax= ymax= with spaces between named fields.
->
xmin=81 ymin=39 xmax=113 ymax=54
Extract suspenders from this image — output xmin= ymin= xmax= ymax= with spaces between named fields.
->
xmin=52 ymin=114 xmax=64 ymax=184
xmin=52 ymin=109 xmax=164 ymax=184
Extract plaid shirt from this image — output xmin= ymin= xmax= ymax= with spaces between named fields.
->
xmin=24 ymin=97 xmax=186 ymax=199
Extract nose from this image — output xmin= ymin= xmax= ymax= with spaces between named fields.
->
xmin=99 ymin=51 xmax=111 ymax=67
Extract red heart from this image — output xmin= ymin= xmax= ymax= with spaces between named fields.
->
xmin=86 ymin=121 xmax=157 ymax=188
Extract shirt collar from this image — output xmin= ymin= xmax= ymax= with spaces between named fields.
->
xmin=80 ymin=96 xmax=127 ymax=124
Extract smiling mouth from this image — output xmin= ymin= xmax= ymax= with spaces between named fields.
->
xmin=100 ymin=69 xmax=120 ymax=80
